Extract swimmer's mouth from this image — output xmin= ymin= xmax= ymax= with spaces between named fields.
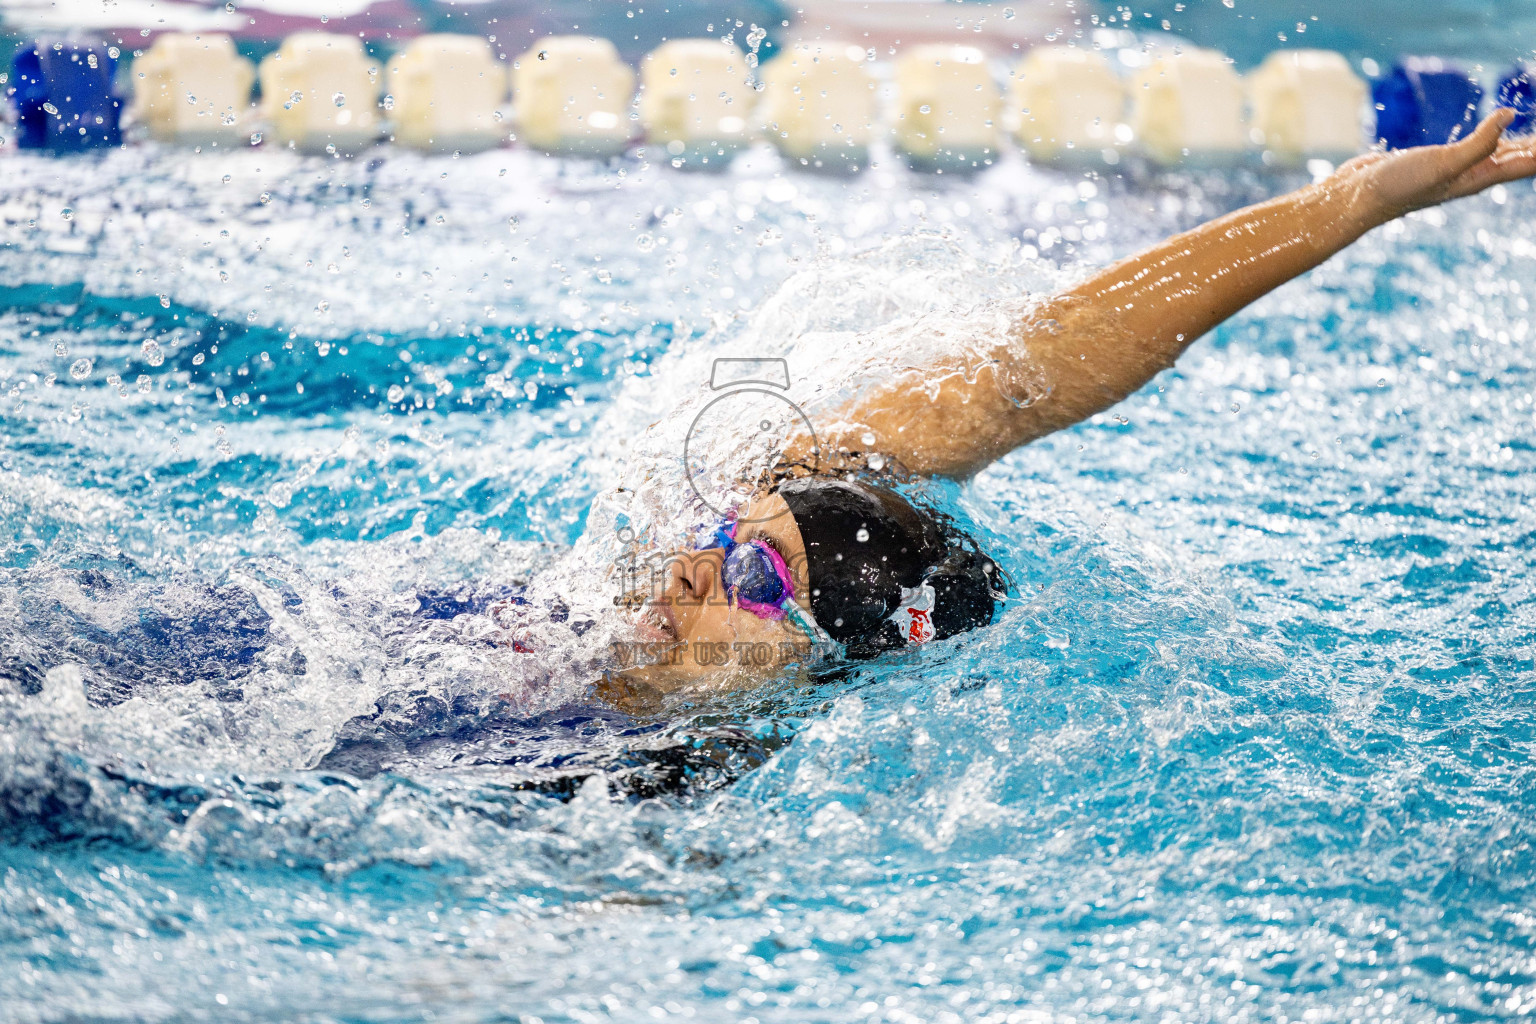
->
xmin=634 ymin=602 xmax=679 ymax=644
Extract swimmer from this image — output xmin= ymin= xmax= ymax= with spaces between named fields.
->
xmin=596 ymin=109 xmax=1536 ymax=708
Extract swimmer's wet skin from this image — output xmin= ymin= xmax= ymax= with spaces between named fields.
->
xmin=607 ymin=109 xmax=1536 ymax=707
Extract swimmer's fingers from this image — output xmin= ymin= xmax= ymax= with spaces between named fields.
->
xmin=1441 ymin=108 xmax=1517 ymax=178
xmin=1444 ymin=135 xmax=1536 ymax=200
xmin=1354 ymin=111 xmax=1531 ymax=221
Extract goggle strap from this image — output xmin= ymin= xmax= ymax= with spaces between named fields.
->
xmin=783 ymin=601 xmax=844 ymax=662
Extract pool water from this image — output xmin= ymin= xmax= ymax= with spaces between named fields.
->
xmin=2 ymin=141 xmax=1535 ymax=1023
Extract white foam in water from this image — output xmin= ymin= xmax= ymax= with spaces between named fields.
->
xmin=3 ymin=133 xmax=1536 ymax=1021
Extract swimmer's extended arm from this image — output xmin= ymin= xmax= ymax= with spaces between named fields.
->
xmin=811 ymin=109 xmax=1536 ymax=479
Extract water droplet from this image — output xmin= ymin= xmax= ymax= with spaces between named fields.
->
xmin=258 ymin=191 xmax=271 ymax=204
xmin=855 ymin=528 xmax=870 ymax=543
xmin=249 ymin=131 xmax=262 ymax=145
xmin=1222 ymin=0 xmax=1233 ymax=6
xmin=69 ymin=358 xmax=92 ymax=380
xmin=332 ymin=92 xmax=346 ymax=108
xmin=386 ymin=384 xmax=405 ymax=403
xmin=42 ymin=102 xmax=58 ymax=115
xmin=537 ymin=50 xmax=548 ymax=60
xmin=192 ymin=352 xmax=205 ymax=366
xmin=224 ymin=1 xmax=235 ymax=11
xmin=159 ymin=294 xmax=170 ymax=308
xmin=54 ymin=342 xmax=68 ymax=358
xmin=382 ymin=93 xmax=395 ymax=111
xmin=136 ymin=374 xmax=152 ymax=393
xmin=635 ymin=233 xmax=655 ymax=252
xmin=1003 ymin=6 xmax=1015 ymax=17
xmin=919 ymin=104 xmax=932 ymax=114
xmin=866 ymin=453 xmax=886 ymax=471
xmin=106 ymin=373 xmax=121 ymax=387
xmin=142 ymin=339 xmax=165 ymax=366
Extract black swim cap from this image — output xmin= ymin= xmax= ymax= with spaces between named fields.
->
xmin=776 ymin=477 xmax=1004 ymax=659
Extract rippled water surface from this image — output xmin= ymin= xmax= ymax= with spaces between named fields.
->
xmin=3 ymin=141 xmax=1535 ymax=1023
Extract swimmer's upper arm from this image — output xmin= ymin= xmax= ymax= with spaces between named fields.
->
xmin=801 ymin=110 xmax=1536 ymax=480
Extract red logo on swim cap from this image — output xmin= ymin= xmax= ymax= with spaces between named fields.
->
xmin=891 ymin=583 xmax=937 ymax=645
xmin=904 ymin=606 xmax=935 ymax=644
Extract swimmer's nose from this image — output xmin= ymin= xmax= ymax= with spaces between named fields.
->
xmin=665 ymin=548 xmax=724 ymax=606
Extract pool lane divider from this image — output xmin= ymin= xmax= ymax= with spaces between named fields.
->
xmin=130 ymin=33 xmax=253 ymax=147
xmin=3 ymin=34 xmax=1531 ymax=162
xmin=639 ymin=39 xmax=754 ymax=167
xmin=386 ymin=35 xmax=507 ymax=154
xmin=7 ymin=39 xmax=123 ymax=152
xmin=758 ymin=41 xmax=878 ymax=172
xmin=1130 ymin=47 xmax=1248 ymax=166
xmin=1498 ymin=63 xmax=1535 ymax=136
xmin=511 ymin=36 xmax=633 ymax=157
xmin=1372 ymin=57 xmax=1483 ymax=151
xmin=892 ymin=44 xmax=1003 ymax=172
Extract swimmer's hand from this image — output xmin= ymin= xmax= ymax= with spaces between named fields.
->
xmin=1342 ymin=108 xmax=1536 ymax=227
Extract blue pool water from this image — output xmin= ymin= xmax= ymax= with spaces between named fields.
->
xmin=2 ymin=141 xmax=1535 ymax=1022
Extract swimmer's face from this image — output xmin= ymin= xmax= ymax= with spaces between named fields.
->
xmin=603 ymin=493 xmax=814 ymax=707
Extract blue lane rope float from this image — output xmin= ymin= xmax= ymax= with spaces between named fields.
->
xmin=1372 ymin=57 xmax=1483 ymax=149
xmin=8 ymin=39 xmax=123 ymax=152
xmin=1496 ymin=63 xmax=1535 ymax=136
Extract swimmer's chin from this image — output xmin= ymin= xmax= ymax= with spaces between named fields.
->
xmin=596 ymin=657 xmax=806 ymax=717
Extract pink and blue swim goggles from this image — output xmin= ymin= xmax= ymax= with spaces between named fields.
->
xmin=697 ymin=520 xmax=842 ymax=658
